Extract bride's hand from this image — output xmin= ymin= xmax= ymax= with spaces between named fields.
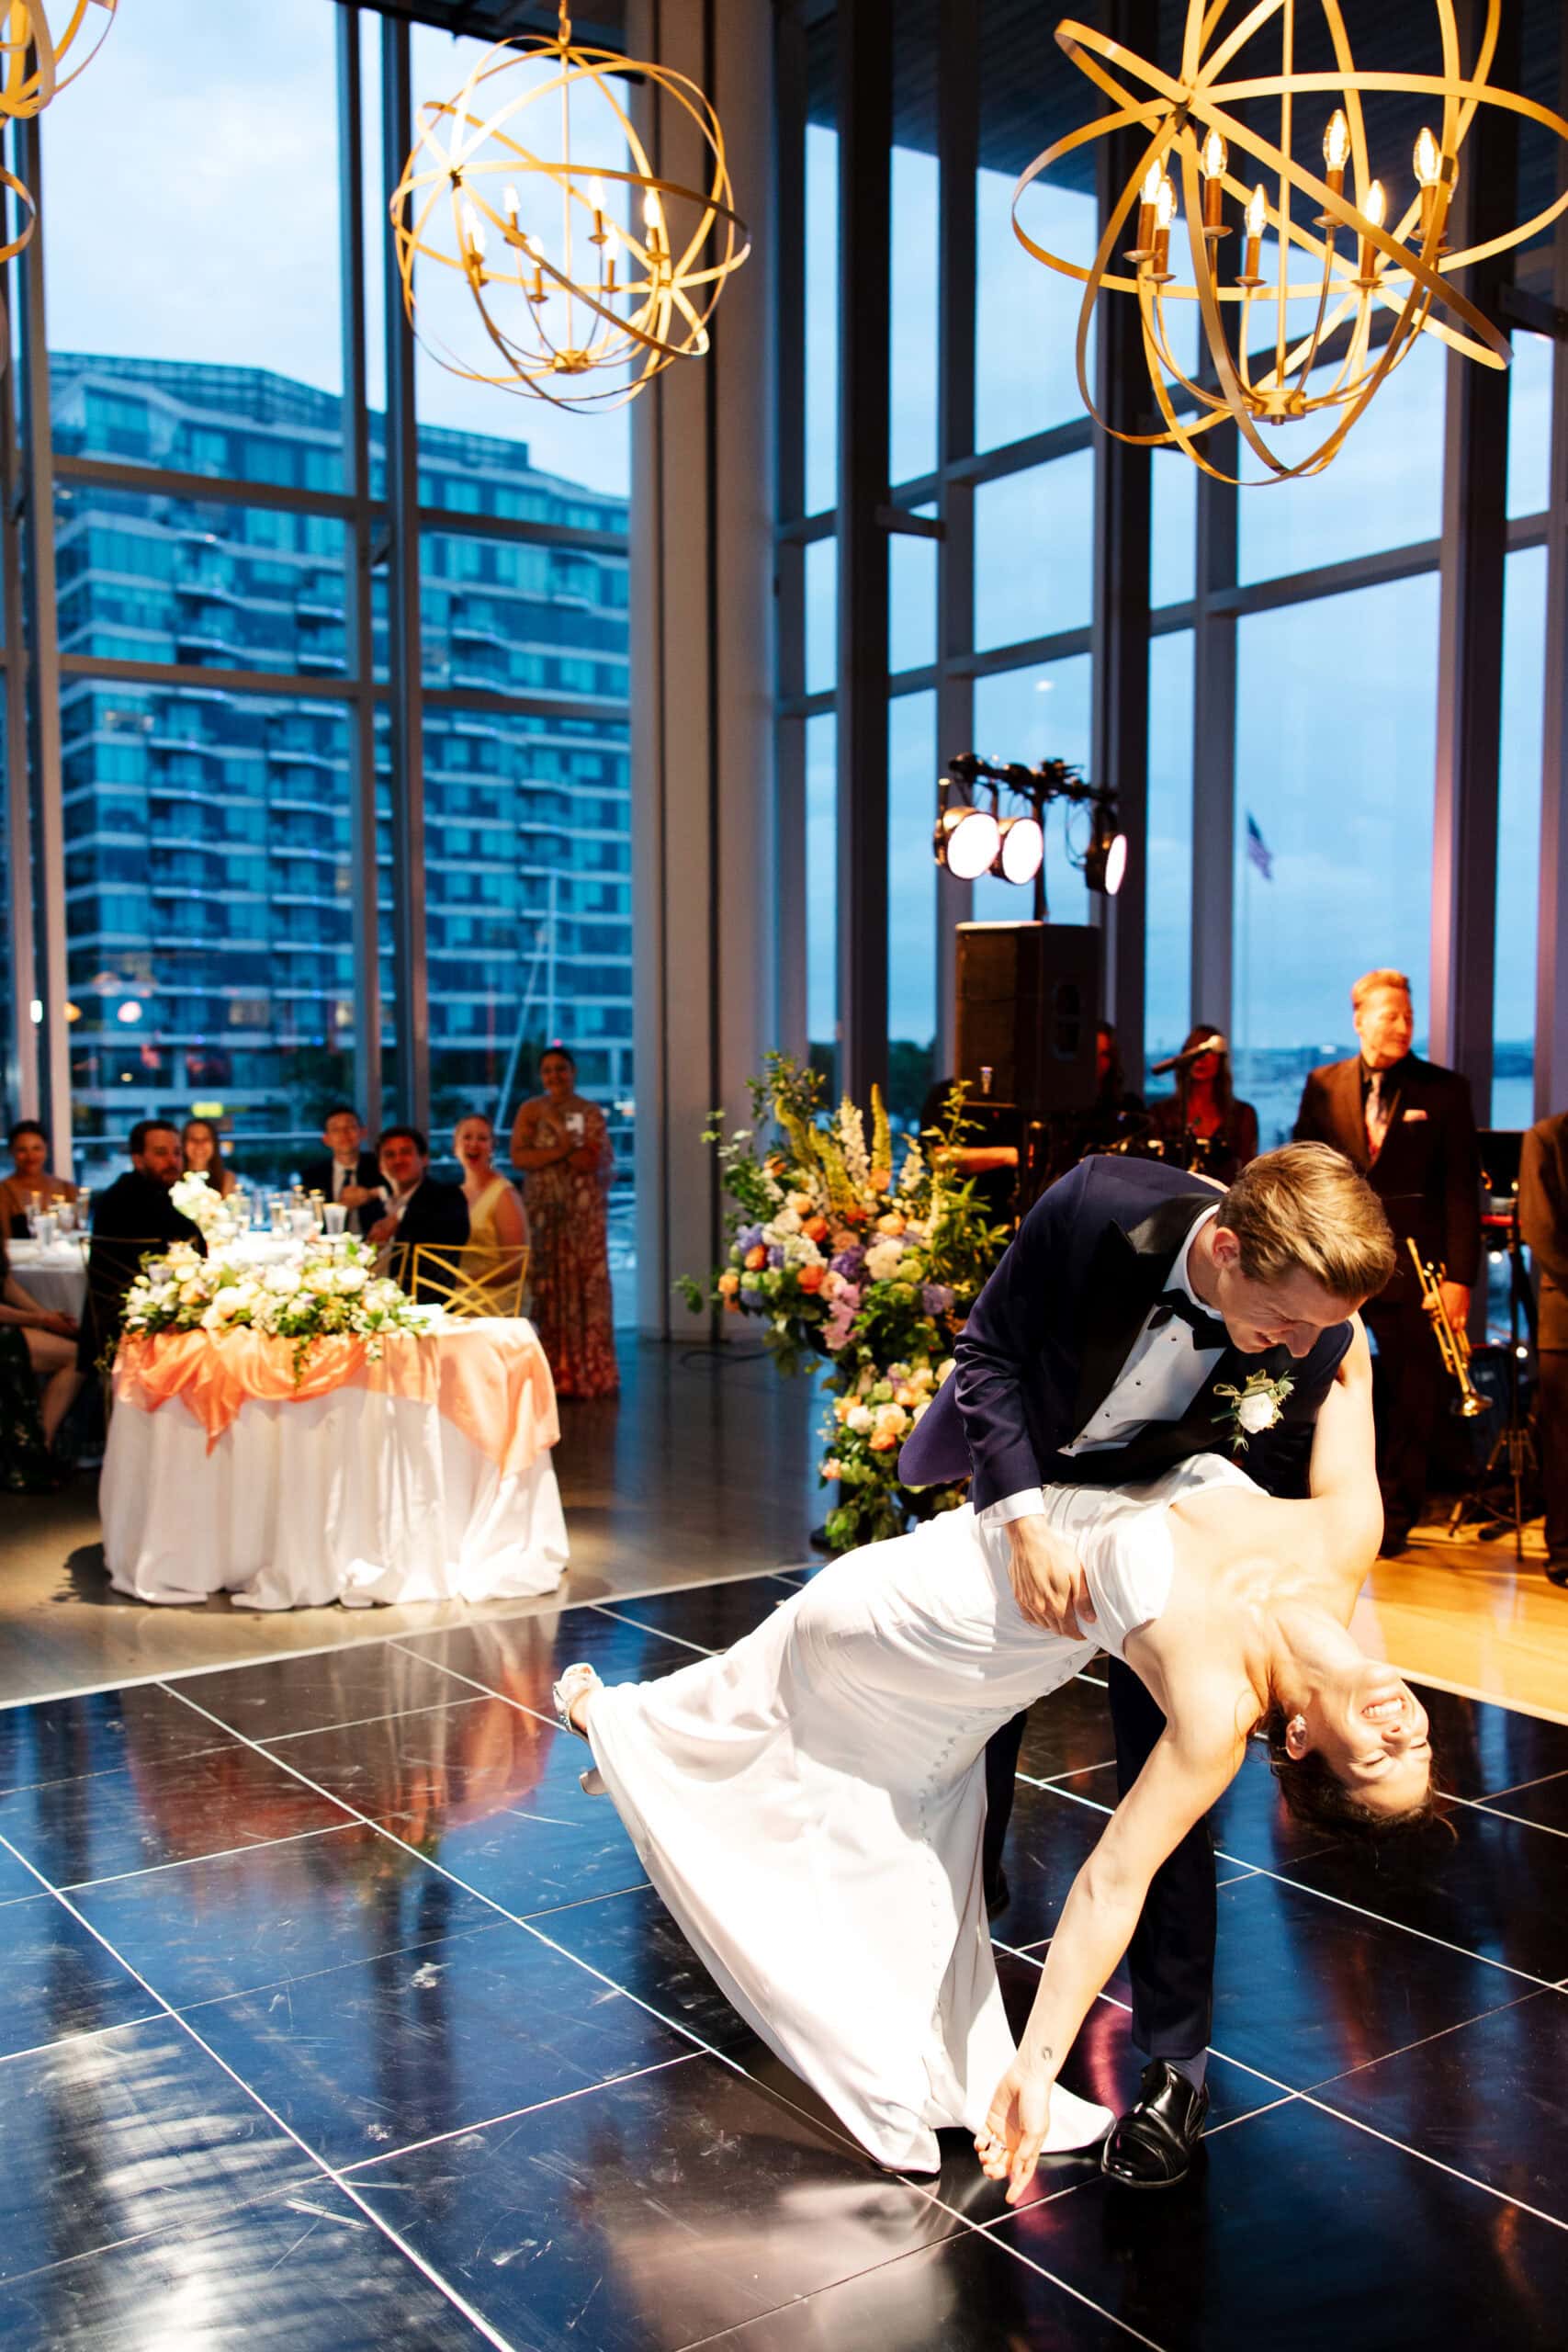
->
xmin=1004 ymin=1516 xmax=1093 ymax=1637
xmin=976 ymin=2057 xmax=1053 ymax=2203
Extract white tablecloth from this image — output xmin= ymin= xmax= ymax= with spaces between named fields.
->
xmin=6 ymin=1238 xmax=88 ymax=1319
xmin=100 ymin=1321 xmax=570 ymax=1611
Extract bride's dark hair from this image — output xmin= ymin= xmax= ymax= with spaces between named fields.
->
xmin=1259 ymin=1705 xmax=1438 ymax=1838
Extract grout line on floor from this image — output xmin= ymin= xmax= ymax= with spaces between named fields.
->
xmin=1036 ymin=1779 xmax=1564 ymax=1993
xmin=1294 ymin=2090 xmax=1568 ymax=2234
xmin=1471 ymin=1765 xmax=1568 ymax=1804
xmin=584 ymin=1603 xmax=720 ymax=1656
xmin=58 ymin=1818 xmax=357 ymax=1894
xmin=1299 ymin=1984 xmax=1548 ymax=2097
xmin=976 ymin=2220 xmax=1168 ymax=2349
xmin=1464 ymin=1795 xmax=1568 ymax=1840
xmin=0 ymin=1559 xmax=809 ymax=1716
xmin=0 ymin=1828 xmax=525 ymax=2352
xmin=342 ymin=2052 xmax=701 ymax=2177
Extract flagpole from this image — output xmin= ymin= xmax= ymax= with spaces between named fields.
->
xmin=1239 ymin=822 xmax=1251 ymax=1101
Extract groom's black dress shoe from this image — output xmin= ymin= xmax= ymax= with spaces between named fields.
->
xmin=1547 ymin=1555 xmax=1568 ymax=1589
xmin=1100 ymin=2060 xmax=1209 ymax=2188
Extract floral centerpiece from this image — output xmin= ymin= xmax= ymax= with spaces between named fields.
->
xmin=119 ymin=1235 xmax=437 ymax=1379
xmin=678 ymin=1057 xmax=1009 ymax=1551
xmin=170 ymin=1170 xmax=248 ymax=1248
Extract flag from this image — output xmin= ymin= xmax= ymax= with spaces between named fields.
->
xmin=1245 ymin=812 xmax=1274 ymax=880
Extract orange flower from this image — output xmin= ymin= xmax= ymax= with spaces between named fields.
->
xmin=797 ymin=1263 xmax=825 ymax=1293
xmin=870 ymin=1168 xmax=892 ymax=1193
xmin=875 ymin=1211 xmax=907 ymax=1238
xmin=869 ymin=1430 xmax=897 ymax=1451
xmin=803 ymin=1216 xmax=829 ymax=1242
xmin=744 ymin=1245 xmax=767 ymax=1271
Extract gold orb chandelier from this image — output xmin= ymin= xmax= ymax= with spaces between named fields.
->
xmin=0 ymin=0 xmax=117 ymax=121
xmin=390 ymin=4 xmax=750 ymax=414
xmin=1013 ymin=0 xmax=1568 ymax=483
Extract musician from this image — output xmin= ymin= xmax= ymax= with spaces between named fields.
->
xmin=1518 ymin=1108 xmax=1568 ymax=1587
xmin=1148 ymin=1023 xmax=1259 ymax=1183
xmin=1293 ymin=967 xmax=1481 ymax=1554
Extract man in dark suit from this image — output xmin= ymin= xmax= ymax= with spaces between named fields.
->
xmin=367 ymin=1126 xmax=469 ymax=1302
xmin=1293 ymin=967 xmax=1481 ymax=1555
xmin=1519 ymin=1109 xmax=1568 ymax=1586
xmin=900 ymin=1142 xmax=1393 ymax=2186
xmin=299 ymin=1105 xmax=385 ymax=1236
xmin=78 ymin=1119 xmax=207 ymax=1372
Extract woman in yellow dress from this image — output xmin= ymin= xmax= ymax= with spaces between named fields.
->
xmin=454 ymin=1114 xmax=529 ymax=1310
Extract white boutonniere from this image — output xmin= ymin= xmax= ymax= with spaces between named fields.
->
xmin=1213 ymin=1368 xmax=1293 ymax=1453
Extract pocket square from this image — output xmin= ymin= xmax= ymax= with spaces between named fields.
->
xmin=1401 ymin=1106 xmax=1428 ymax=1122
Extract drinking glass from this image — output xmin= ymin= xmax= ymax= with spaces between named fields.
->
xmin=269 ymin=1198 xmax=288 ymax=1236
xmin=36 ymin=1211 xmax=58 ymax=1249
xmin=323 ymin=1201 xmax=348 ymax=1237
xmin=54 ymin=1200 xmax=75 ymax=1236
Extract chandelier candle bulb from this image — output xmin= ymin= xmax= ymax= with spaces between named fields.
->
xmin=1134 ymin=157 xmax=1163 ymax=257
xmin=1323 ymin=107 xmax=1350 ymax=198
xmin=1241 ymin=182 xmax=1266 ymax=284
xmin=1359 ymin=177 xmax=1386 ymax=281
xmin=1152 ymin=172 xmax=1177 ymax=277
xmin=1414 ymin=127 xmax=1446 ymax=242
xmin=1201 ymin=129 xmax=1227 ymax=232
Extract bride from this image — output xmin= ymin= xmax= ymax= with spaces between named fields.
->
xmin=554 ymin=1326 xmax=1432 ymax=2201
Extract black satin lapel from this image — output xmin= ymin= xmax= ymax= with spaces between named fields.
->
xmin=1070 ymin=1227 xmax=1158 ymax=1433
xmin=1070 ymin=1193 xmax=1217 ymax=1435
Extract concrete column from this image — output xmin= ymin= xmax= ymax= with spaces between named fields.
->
xmin=629 ymin=0 xmax=777 ymax=1335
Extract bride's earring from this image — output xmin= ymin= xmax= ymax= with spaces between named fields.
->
xmin=1289 ymin=1713 xmax=1307 ymax=1742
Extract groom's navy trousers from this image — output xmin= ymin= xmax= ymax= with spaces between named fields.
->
xmin=901 ymin=1154 xmax=1354 ymax=2065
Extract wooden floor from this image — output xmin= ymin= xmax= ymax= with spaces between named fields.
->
xmin=2 ymin=1335 xmax=1564 ymax=1719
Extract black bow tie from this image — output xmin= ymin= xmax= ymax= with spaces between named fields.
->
xmin=1148 ymin=1289 xmax=1228 ymax=1351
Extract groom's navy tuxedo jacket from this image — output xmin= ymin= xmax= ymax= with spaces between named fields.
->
xmin=898 ymin=1156 xmax=1353 ymax=1507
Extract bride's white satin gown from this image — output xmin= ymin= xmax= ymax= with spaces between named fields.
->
xmin=583 ymin=1452 xmax=1253 ymax=2172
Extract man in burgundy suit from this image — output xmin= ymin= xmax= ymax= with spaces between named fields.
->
xmin=1293 ymin=967 xmax=1481 ymax=1554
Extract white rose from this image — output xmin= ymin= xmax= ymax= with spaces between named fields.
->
xmin=1236 ymin=1390 xmax=1280 ymax=1433
xmin=863 ymin=1240 xmax=903 ymax=1283
xmin=772 ymin=1207 xmax=802 ymax=1237
xmin=178 ymin=1279 xmax=207 ymax=1306
xmin=335 ymin=1263 xmax=367 ymax=1293
xmin=265 ymin=1265 xmax=302 ymax=1296
xmin=199 ymin=1302 xmax=227 ymax=1331
xmin=846 ymin=1404 xmax=874 ymax=1433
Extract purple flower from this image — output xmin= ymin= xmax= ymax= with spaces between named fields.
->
xmin=766 ymin=1244 xmax=785 ymax=1269
xmin=737 ymin=1224 xmax=763 ymax=1254
xmin=921 ymin=1283 xmax=955 ymax=1316
xmin=830 ymin=1246 xmax=866 ymax=1280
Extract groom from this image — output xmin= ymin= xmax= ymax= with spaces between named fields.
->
xmin=899 ymin=1140 xmax=1393 ymax=2186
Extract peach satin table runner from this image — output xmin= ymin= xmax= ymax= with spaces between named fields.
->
xmin=114 ymin=1319 xmax=559 ymax=1477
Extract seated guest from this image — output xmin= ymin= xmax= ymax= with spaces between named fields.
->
xmin=0 ymin=1118 xmax=78 ymax=1238
xmin=0 ymin=1231 xmax=80 ymax=1459
xmin=454 ymin=1114 xmax=529 ymax=1301
xmin=300 ymin=1104 xmax=385 ymax=1234
xmin=1149 ymin=1023 xmax=1259 ymax=1184
xmin=181 ymin=1115 xmax=238 ymax=1198
xmin=78 ymin=1120 xmax=206 ymax=1375
xmin=367 ymin=1126 xmax=468 ymax=1299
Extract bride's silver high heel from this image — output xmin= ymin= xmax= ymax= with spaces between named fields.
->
xmin=551 ymin=1662 xmax=605 ymax=1794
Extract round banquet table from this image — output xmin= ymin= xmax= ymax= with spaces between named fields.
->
xmin=100 ymin=1317 xmax=569 ymax=1610
xmin=6 ymin=1238 xmax=88 ymax=1320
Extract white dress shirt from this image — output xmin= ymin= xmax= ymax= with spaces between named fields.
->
xmin=978 ymin=1207 xmax=1226 ymax=1529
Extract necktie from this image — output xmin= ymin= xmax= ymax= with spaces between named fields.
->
xmin=1365 ymin=1070 xmax=1392 ymax=1162
xmin=1147 ymin=1289 xmax=1228 ymax=1351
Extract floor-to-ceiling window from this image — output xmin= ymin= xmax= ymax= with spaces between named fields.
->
xmin=6 ymin=3 xmax=636 ymax=1307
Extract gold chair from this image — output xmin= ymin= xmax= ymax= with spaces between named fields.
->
xmin=406 ymin=1242 xmax=530 ymax=1321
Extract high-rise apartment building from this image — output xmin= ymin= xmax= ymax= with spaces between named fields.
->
xmin=50 ymin=352 xmax=631 ymax=1190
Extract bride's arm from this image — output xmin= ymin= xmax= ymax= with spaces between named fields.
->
xmin=980 ymin=1692 xmax=1246 ymax=2201
xmin=1303 ymin=1317 xmax=1382 ymax=1572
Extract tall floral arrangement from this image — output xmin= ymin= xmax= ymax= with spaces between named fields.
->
xmin=678 ymin=1057 xmax=1008 ymax=1551
xmin=170 ymin=1170 xmax=247 ymax=1248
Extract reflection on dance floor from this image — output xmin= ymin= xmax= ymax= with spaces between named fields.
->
xmin=0 ymin=1572 xmax=1563 ymax=2346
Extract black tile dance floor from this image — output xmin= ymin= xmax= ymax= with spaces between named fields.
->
xmin=1 ymin=1570 xmax=1566 ymax=2348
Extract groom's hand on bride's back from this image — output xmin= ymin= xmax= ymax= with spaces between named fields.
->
xmin=1005 ymin=1516 xmax=1093 ymax=1637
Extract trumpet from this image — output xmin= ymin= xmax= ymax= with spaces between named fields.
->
xmin=1407 ymin=1238 xmax=1491 ymax=1419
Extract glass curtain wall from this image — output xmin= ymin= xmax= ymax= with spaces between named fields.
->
xmin=6 ymin=3 xmax=634 ymax=1304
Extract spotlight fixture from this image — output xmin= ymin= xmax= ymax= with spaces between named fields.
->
xmin=933 ymin=754 xmax=1129 ymax=910
xmin=933 ymin=804 xmax=1001 ymax=881
xmin=1083 ymin=802 xmax=1128 ymax=897
xmin=997 ymin=815 xmax=1044 ymax=887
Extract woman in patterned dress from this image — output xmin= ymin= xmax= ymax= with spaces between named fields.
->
xmin=509 ymin=1047 xmax=618 ymax=1397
